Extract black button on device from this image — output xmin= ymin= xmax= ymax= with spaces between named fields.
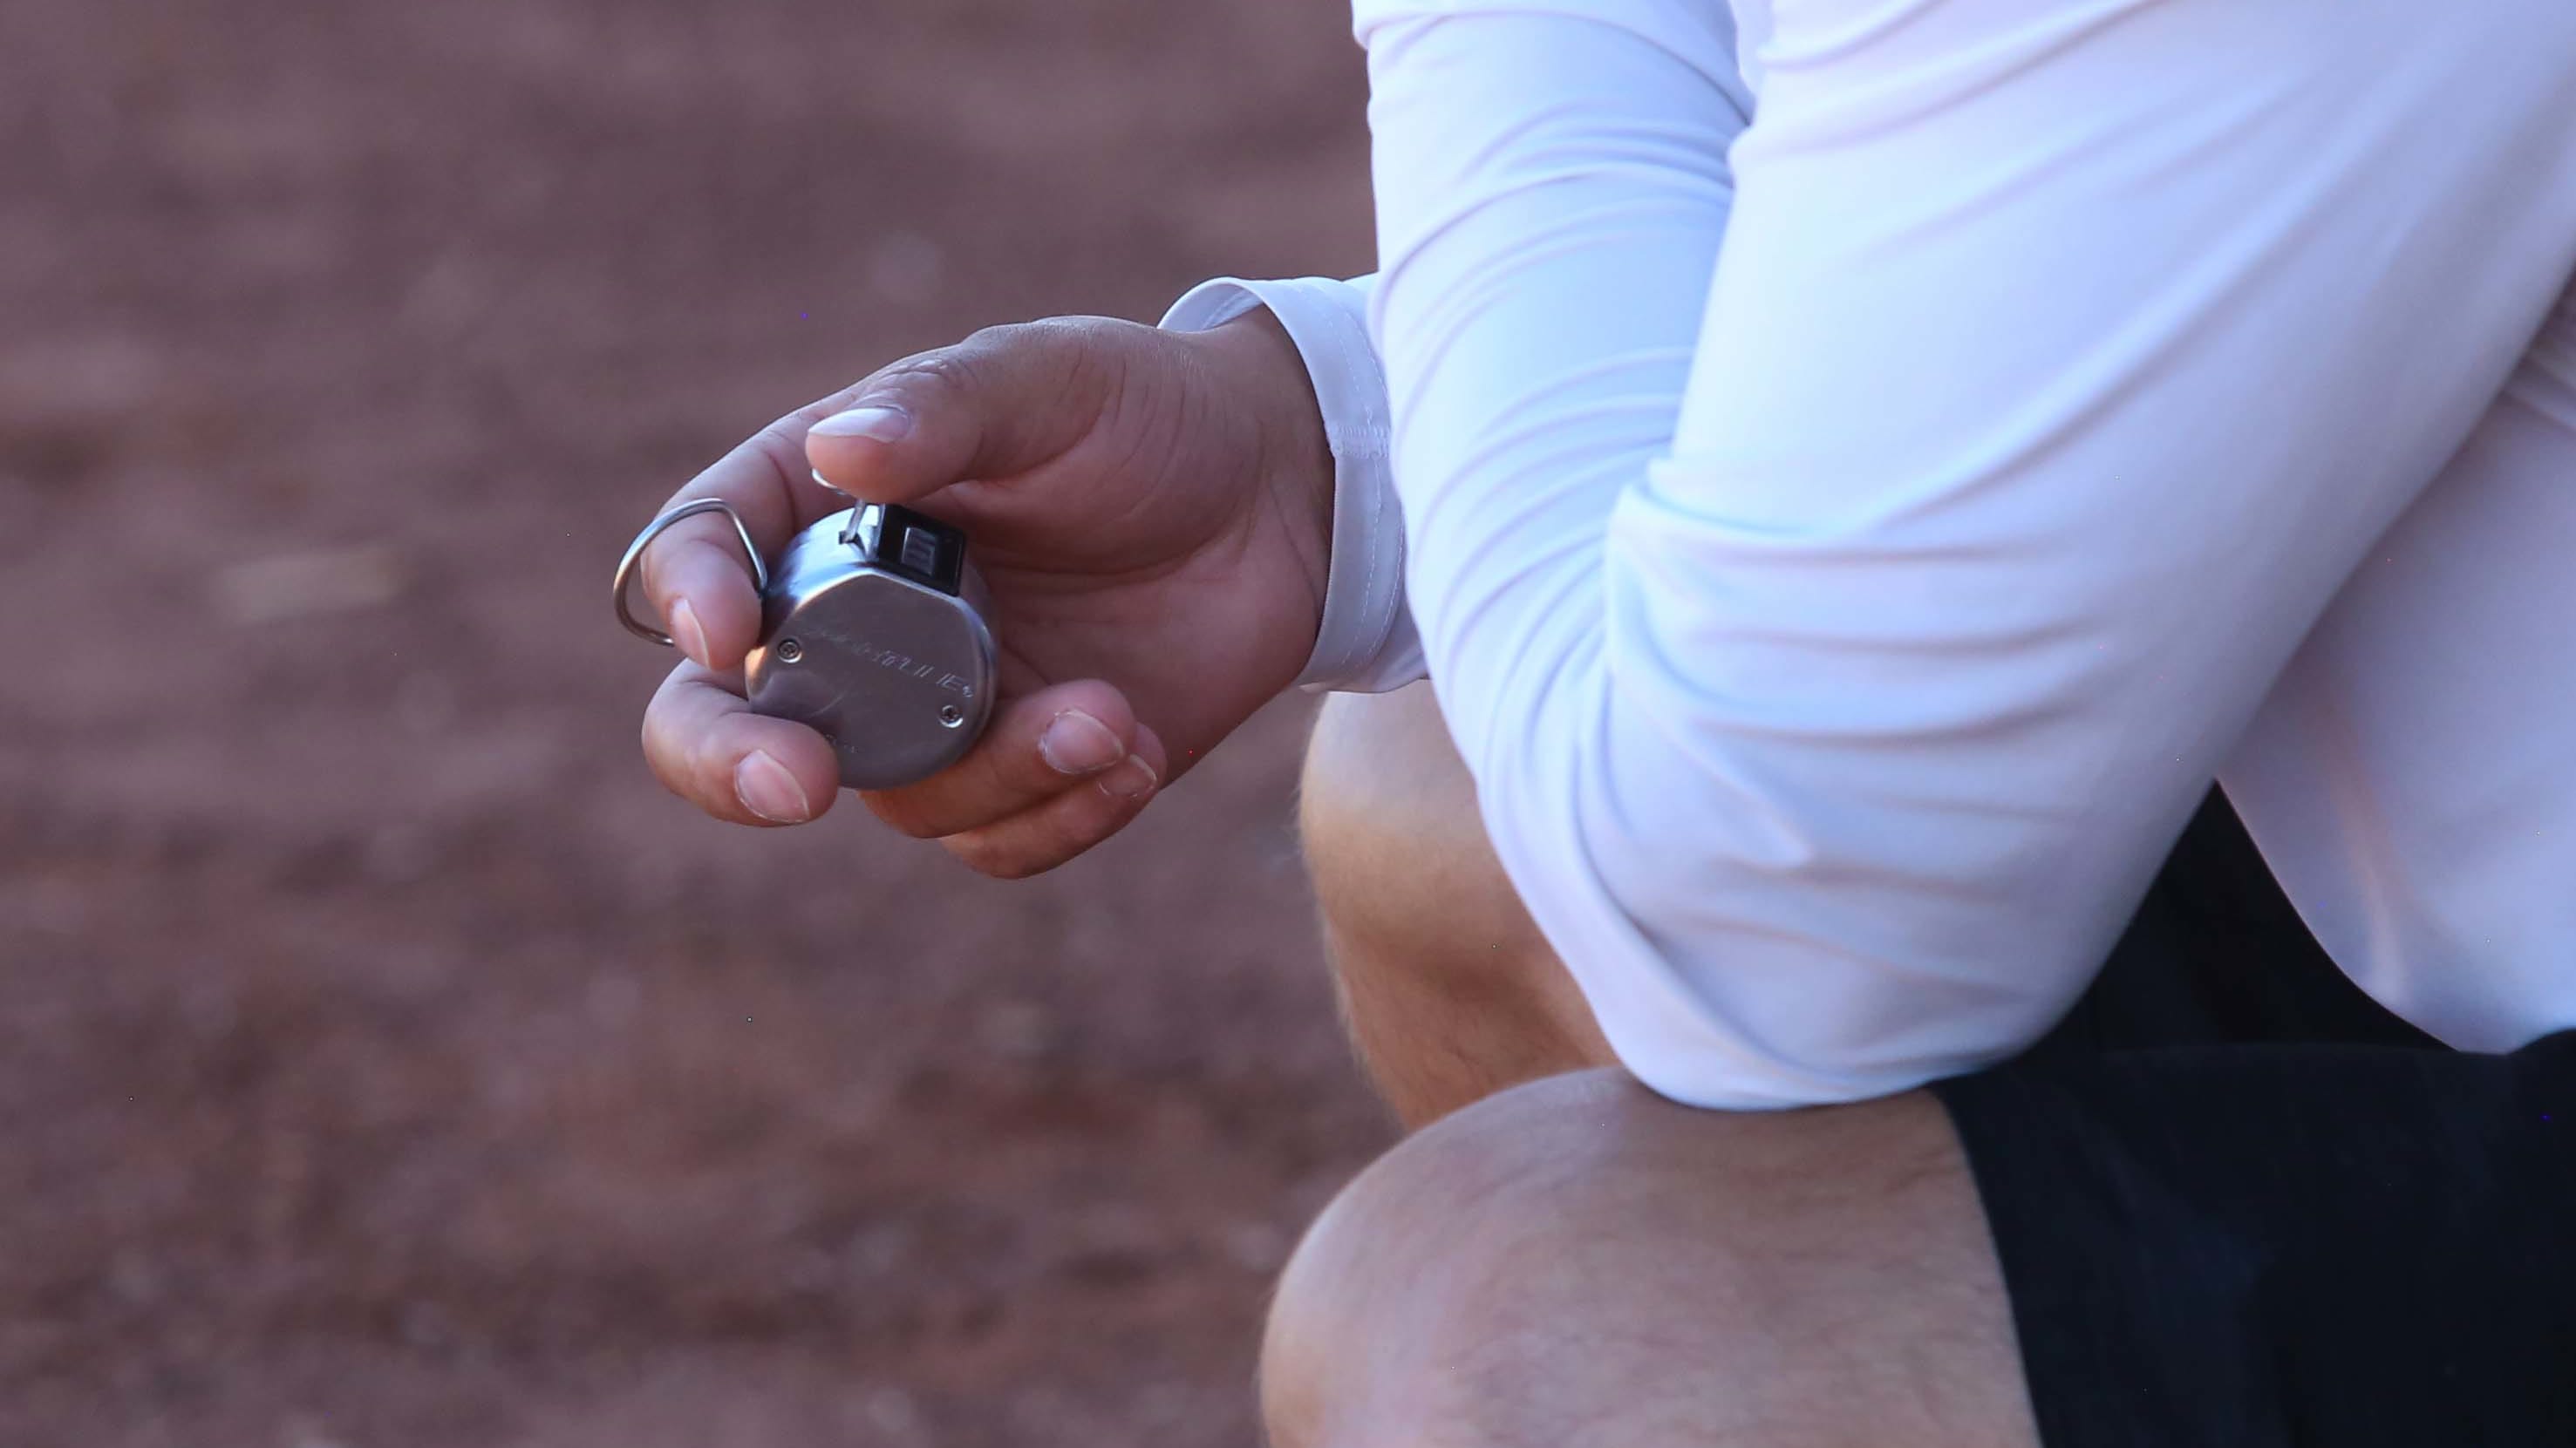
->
xmin=899 ymin=525 xmax=940 ymax=577
xmin=870 ymin=504 xmax=965 ymax=595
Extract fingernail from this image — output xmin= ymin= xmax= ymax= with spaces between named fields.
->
xmin=808 ymin=403 xmax=914 ymax=443
xmin=735 ymin=750 xmax=812 ymax=823
xmin=669 ymin=598 xmax=711 ymax=668
xmin=1039 ymin=710 xmax=1124 ymax=776
xmin=1098 ymin=754 xmax=1159 ymax=801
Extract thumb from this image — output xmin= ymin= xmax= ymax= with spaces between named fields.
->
xmin=804 ymin=319 xmax=1121 ymax=506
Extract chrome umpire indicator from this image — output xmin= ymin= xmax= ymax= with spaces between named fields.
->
xmin=614 ymin=496 xmax=998 ymax=790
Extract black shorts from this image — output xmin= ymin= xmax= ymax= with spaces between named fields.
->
xmin=1932 ymin=790 xmax=2576 ymax=1448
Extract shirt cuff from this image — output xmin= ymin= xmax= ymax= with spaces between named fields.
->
xmin=1160 ymin=275 xmax=1426 ymax=694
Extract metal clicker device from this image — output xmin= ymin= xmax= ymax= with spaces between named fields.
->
xmin=615 ymin=489 xmax=997 ymax=790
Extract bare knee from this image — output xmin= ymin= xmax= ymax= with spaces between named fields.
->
xmin=1261 ymin=1071 xmax=2021 ymax=1448
xmin=1262 ymin=1071 xmax=1651 ymax=1447
xmin=1299 ymin=687 xmax=1612 ymax=1125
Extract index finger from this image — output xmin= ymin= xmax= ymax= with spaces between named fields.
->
xmin=630 ymin=405 xmax=854 ymax=669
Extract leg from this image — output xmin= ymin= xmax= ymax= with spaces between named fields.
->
xmin=1301 ymin=683 xmax=1614 ymax=1127
xmin=1261 ymin=1069 xmax=2038 ymax=1448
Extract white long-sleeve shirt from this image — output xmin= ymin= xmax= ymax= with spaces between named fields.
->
xmin=1169 ymin=0 xmax=2576 ymax=1108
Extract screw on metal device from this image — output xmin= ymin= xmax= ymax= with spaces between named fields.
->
xmin=614 ymin=493 xmax=998 ymax=790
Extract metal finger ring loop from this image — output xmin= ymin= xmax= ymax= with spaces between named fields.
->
xmin=611 ymin=499 xmax=770 ymax=646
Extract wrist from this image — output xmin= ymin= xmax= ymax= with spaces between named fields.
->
xmin=1192 ymin=307 xmax=1336 ymax=627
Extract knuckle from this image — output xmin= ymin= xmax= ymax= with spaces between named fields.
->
xmin=634 ymin=530 xmax=681 ymax=600
xmin=641 ymin=715 xmax=686 ymax=791
xmin=685 ymin=733 xmax=737 ymax=806
xmin=639 ymin=699 xmax=675 ymax=761
xmin=1022 ymin=314 xmax=1127 ymax=350
xmin=641 ymin=524 xmax=739 ymax=604
xmin=961 ymin=318 xmax=1106 ymax=384
xmin=678 ymin=531 xmax=755 ymax=592
xmin=653 ymin=738 xmax=726 ymax=817
xmin=749 ymin=413 xmax=815 ymax=477
xmin=957 ymin=320 xmax=1046 ymax=359
xmin=641 ymin=683 xmax=696 ymax=768
xmin=753 ymin=412 xmax=805 ymax=454
xmin=880 ymin=317 xmax=1133 ymax=419
xmin=891 ymin=346 xmax=984 ymax=400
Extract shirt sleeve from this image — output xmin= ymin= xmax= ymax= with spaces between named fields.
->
xmin=1161 ymin=275 xmax=1426 ymax=694
xmin=1361 ymin=0 xmax=2576 ymax=1107
xmin=1360 ymin=3 xmax=1801 ymax=1100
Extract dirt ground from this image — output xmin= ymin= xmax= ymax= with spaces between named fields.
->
xmin=0 ymin=2 xmax=1394 ymax=1443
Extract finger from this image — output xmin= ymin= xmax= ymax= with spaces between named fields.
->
xmin=642 ymin=662 xmax=842 ymax=826
xmin=859 ymin=678 xmax=1150 ymax=840
xmin=939 ymin=723 xmax=1169 ymax=880
xmin=804 ymin=318 xmax=1126 ymax=506
xmin=637 ymin=525 xmax=767 ymax=671
xmin=635 ymin=414 xmax=848 ymax=669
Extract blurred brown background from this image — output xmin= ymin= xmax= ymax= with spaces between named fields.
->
xmin=0 ymin=2 xmax=1389 ymax=1443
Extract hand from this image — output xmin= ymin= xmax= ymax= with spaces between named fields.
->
xmin=632 ymin=310 xmax=1332 ymax=877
